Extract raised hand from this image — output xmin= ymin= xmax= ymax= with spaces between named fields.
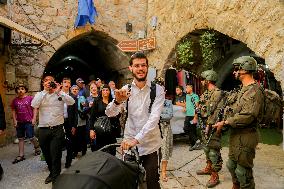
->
xmin=114 ymin=88 xmax=131 ymax=103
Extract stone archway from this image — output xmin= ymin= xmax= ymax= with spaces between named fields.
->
xmin=147 ymin=0 xmax=284 ymax=89
xmin=45 ymin=30 xmax=130 ymax=85
xmin=33 ymin=29 xmax=130 ymax=88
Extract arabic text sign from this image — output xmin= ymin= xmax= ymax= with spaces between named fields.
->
xmin=138 ymin=37 xmax=156 ymax=51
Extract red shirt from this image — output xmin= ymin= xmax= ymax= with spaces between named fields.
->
xmin=11 ymin=96 xmax=34 ymax=122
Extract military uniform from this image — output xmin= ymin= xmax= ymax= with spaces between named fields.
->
xmin=224 ymin=56 xmax=264 ymax=189
xmin=203 ymin=87 xmax=223 ymax=161
xmin=196 ymin=70 xmax=224 ymax=188
xmin=226 ymin=83 xmax=264 ymax=189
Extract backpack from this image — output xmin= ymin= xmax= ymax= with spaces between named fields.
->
xmin=259 ymin=89 xmax=283 ymax=128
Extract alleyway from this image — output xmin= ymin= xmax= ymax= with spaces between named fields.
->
xmin=0 ymin=141 xmax=283 ymax=189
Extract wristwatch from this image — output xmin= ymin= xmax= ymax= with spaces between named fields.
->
xmin=114 ymin=99 xmax=121 ymax=105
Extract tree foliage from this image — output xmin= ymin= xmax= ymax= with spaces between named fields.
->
xmin=176 ymin=40 xmax=194 ymax=67
xmin=200 ymin=31 xmax=217 ymax=70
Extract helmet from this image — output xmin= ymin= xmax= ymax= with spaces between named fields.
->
xmin=201 ymin=70 xmax=218 ymax=82
xmin=232 ymin=56 xmax=257 ymax=71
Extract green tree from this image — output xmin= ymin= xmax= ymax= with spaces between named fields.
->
xmin=200 ymin=31 xmax=217 ymax=70
xmin=176 ymin=40 xmax=194 ymax=68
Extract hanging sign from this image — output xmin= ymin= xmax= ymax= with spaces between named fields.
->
xmin=137 ymin=37 xmax=156 ymax=51
xmin=117 ymin=37 xmax=156 ymax=52
xmin=117 ymin=40 xmax=137 ymax=52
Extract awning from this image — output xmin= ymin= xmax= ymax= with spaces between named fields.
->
xmin=0 ymin=15 xmax=54 ymax=48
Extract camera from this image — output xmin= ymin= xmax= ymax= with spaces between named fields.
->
xmin=49 ymin=81 xmax=57 ymax=89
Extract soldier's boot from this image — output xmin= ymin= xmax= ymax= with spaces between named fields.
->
xmin=196 ymin=160 xmax=212 ymax=175
xmin=232 ymin=182 xmax=240 ymax=189
xmin=206 ymin=171 xmax=220 ymax=188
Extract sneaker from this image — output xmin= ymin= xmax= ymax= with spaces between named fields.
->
xmin=193 ymin=142 xmax=203 ymax=150
xmin=189 ymin=145 xmax=194 ymax=151
xmin=190 ymin=141 xmax=202 ymax=151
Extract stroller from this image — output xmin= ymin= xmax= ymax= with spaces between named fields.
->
xmin=53 ymin=144 xmax=146 ymax=189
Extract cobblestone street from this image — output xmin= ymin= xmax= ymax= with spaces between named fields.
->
xmin=1 ymin=141 xmax=284 ymax=189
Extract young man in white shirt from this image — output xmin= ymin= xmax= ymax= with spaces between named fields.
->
xmin=31 ymin=74 xmax=75 ymax=184
xmin=106 ymin=52 xmax=165 ymax=189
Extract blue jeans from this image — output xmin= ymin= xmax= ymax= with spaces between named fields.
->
xmin=16 ymin=122 xmax=34 ymax=139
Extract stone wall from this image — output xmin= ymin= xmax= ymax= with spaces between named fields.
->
xmin=1 ymin=0 xmax=283 ymax=89
xmin=146 ymin=0 xmax=284 ymax=90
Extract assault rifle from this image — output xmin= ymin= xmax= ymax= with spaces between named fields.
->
xmin=191 ymin=97 xmax=206 ymax=130
xmin=205 ymin=89 xmax=238 ymax=146
xmin=191 ymin=97 xmax=207 ymax=144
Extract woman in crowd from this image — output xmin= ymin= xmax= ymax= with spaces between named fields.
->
xmin=156 ymin=77 xmax=174 ymax=182
xmin=86 ymin=82 xmax=99 ymax=106
xmin=89 ymin=84 xmax=118 ymax=155
xmin=85 ymin=82 xmax=100 ymax=148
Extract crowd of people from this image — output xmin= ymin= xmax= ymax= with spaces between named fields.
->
xmin=0 ymin=52 xmax=265 ymax=189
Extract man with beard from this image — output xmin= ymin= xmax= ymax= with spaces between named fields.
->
xmin=213 ymin=56 xmax=264 ymax=189
xmin=106 ymin=52 xmax=165 ymax=189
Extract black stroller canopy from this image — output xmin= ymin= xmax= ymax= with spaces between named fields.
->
xmin=53 ymin=151 xmax=142 ymax=189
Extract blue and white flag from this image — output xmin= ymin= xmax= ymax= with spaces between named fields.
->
xmin=75 ymin=0 xmax=98 ymax=27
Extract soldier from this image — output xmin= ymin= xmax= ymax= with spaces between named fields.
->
xmin=213 ymin=56 xmax=264 ymax=189
xmin=196 ymin=70 xmax=223 ymax=188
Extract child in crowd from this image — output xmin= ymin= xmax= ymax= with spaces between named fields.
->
xmin=11 ymin=84 xmax=40 ymax=164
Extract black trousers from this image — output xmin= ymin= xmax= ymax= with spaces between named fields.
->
xmin=75 ymin=125 xmax=87 ymax=155
xmin=184 ymin=116 xmax=198 ymax=146
xmin=140 ymin=151 xmax=160 ymax=189
xmin=63 ymin=121 xmax=76 ymax=166
xmin=38 ymin=125 xmax=65 ymax=182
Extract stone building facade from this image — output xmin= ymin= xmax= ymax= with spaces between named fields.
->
xmin=0 ymin=0 xmax=283 ymax=143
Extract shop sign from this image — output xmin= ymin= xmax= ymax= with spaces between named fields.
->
xmin=117 ymin=37 xmax=156 ymax=52
xmin=137 ymin=37 xmax=156 ymax=51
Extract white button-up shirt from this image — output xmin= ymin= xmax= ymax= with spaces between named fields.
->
xmin=105 ymin=81 xmax=165 ymax=156
xmin=31 ymin=90 xmax=75 ymax=127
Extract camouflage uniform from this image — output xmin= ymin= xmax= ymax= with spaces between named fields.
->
xmin=203 ymin=87 xmax=223 ymax=170
xmin=197 ymin=70 xmax=224 ymax=188
xmin=225 ymin=56 xmax=264 ymax=189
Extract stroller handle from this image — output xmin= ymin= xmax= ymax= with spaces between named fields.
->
xmin=98 ymin=143 xmax=140 ymax=162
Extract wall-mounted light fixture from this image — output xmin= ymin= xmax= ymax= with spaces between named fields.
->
xmin=126 ymin=22 xmax=132 ymax=32
xmin=151 ymin=16 xmax=157 ymax=29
